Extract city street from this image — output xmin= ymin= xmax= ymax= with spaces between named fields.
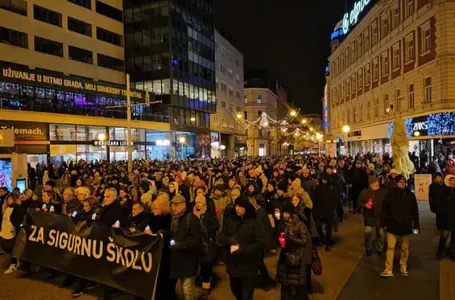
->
xmin=0 ymin=203 xmax=452 ymax=300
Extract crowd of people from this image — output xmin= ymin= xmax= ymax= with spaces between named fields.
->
xmin=0 ymin=152 xmax=453 ymax=300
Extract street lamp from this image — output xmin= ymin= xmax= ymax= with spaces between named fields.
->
xmin=179 ymin=136 xmax=186 ymax=159
xmin=236 ymin=112 xmax=243 ymax=119
xmin=316 ymin=133 xmax=323 ymax=156
xmin=290 ymin=110 xmax=297 ymax=117
xmin=190 ymin=117 xmax=196 ymax=122
xmin=301 ymin=119 xmax=308 ymax=125
xmin=342 ymin=125 xmax=351 ymax=156
xmin=309 ymin=127 xmax=314 ymax=132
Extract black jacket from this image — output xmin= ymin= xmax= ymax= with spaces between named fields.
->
xmin=434 ymin=186 xmax=455 ymax=230
xmin=199 ymin=208 xmax=219 ymax=262
xmin=313 ymin=182 xmax=337 ymax=219
xmin=98 ymin=200 xmax=127 ymax=227
xmin=61 ymin=198 xmax=82 ymax=215
xmin=358 ymin=188 xmax=387 ymax=227
xmin=170 ymin=211 xmax=202 ymax=279
xmin=429 ymin=183 xmax=444 ymax=229
xmin=255 ymin=206 xmax=274 ymax=250
xmin=127 ymin=211 xmax=150 ymax=232
xmin=382 ymin=188 xmax=419 ymax=236
xmin=218 ymin=206 xmax=266 ymax=278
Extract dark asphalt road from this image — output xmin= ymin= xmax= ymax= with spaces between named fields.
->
xmin=337 ymin=202 xmax=440 ymax=300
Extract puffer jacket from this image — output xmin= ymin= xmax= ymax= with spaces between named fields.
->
xmin=276 ymin=214 xmax=310 ymax=286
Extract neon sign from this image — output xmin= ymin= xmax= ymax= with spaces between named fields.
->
xmin=342 ymin=0 xmax=372 ymax=35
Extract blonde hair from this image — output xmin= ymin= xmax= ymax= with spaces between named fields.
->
xmin=231 ymin=188 xmax=241 ymax=198
xmin=195 ymin=195 xmax=206 ymax=205
xmin=152 ymin=197 xmax=171 ymax=215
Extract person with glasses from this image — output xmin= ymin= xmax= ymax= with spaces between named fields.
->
xmin=380 ymin=174 xmax=420 ymax=278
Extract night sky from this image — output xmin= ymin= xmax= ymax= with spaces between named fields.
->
xmin=215 ymin=0 xmax=346 ymax=114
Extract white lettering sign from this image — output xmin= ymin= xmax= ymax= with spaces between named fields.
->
xmin=342 ymin=0 xmax=372 ymax=35
xmin=413 ymin=121 xmax=428 ymax=131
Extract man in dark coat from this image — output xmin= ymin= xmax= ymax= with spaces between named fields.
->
xmin=127 ymin=202 xmax=150 ymax=233
xmin=325 ymin=165 xmax=346 ymax=229
xmin=169 ymin=194 xmax=202 ymax=300
xmin=347 ymin=161 xmax=368 ymax=213
xmin=300 ymin=168 xmax=316 ymax=202
xmin=98 ymin=188 xmax=127 ymax=227
xmin=249 ymin=196 xmax=275 ymax=291
xmin=429 ymin=173 xmax=444 ymax=233
xmin=434 ymin=175 xmax=455 ymax=261
xmin=218 ymin=195 xmax=266 ymax=300
xmin=313 ymin=174 xmax=337 ymax=251
xmin=61 ymin=187 xmax=82 ymax=216
xmin=380 ymin=175 xmax=419 ymax=278
xmin=358 ymin=176 xmax=387 ymax=256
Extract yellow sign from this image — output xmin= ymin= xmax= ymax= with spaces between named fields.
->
xmin=1 ymin=67 xmax=143 ymax=99
xmin=50 ymin=144 xmax=77 ymax=156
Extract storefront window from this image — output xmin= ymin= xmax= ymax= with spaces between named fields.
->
xmin=110 ymin=145 xmax=146 ymax=161
xmin=50 ymin=124 xmax=76 ymax=141
xmin=76 ymin=126 xmax=87 ymax=141
xmin=88 ymin=126 xmax=106 ymax=141
xmin=76 ymin=145 xmax=107 ymax=162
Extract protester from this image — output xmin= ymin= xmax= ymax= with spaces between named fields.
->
xmin=218 ymin=195 xmax=266 ymax=300
xmin=434 ymin=175 xmax=455 ymax=261
xmin=380 ymin=175 xmax=420 ymax=277
xmin=276 ymin=202 xmax=311 ymax=300
xmin=169 ymin=194 xmax=202 ymax=300
xmin=358 ymin=176 xmax=386 ymax=256
xmin=313 ymin=173 xmax=336 ymax=251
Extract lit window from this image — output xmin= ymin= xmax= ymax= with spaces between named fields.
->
xmin=256 ymin=95 xmax=262 ymax=104
xmin=424 ymin=77 xmax=432 ymax=104
xmin=409 ymin=84 xmax=415 ymax=108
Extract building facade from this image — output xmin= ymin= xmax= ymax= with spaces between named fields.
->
xmin=244 ymin=88 xmax=279 ymax=156
xmin=211 ymin=30 xmax=245 ymax=158
xmin=327 ymin=0 xmax=455 ymax=160
xmin=0 ymin=0 xmax=171 ymax=165
xmin=124 ymin=0 xmax=216 ymax=159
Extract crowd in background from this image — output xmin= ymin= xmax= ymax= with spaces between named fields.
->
xmin=0 ymin=151 xmax=453 ymax=300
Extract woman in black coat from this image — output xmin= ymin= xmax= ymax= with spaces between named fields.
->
xmin=313 ymin=175 xmax=337 ymax=251
xmin=146 ymin=198 xmax=172 ymax=300
xmin=276 ymin=202 xmax=311 ymax=300
xmin=218 ymin=195 xmax=266 ymax=300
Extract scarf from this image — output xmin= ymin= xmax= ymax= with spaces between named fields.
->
xmin=171 ymin=210 xmax=186 ymax=234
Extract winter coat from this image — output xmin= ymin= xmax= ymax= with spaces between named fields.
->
xmin=276 ymin=214 xmax=310 ymax=286
xmin=170 ymin=211 xmax=202 ymax=279
xmin=348 ymin=167 xmax=369 ymax=200
xmin=358 ymin=188 xmax=387 ymax=227
xmin=199 ymin=209 xmax=219 ymax=262
xmin=255 ymin=206 xmax=274 ymax=250
xmin=0 ymin=204 xmax=22 ymax=240
xmin=98 ymin=200 xmax=127 ymax=227
xmin=218 ymin=207 xmax=266 ymax=278
xmin=300 ymin=177 xmax=317 ymax=201
xmin=434 ymin=186 xmax=455 ymax=230
xmin=61 ymin=197 xmax=82 ymax=215
xmin=127 ymin=211 xmax=150 ymax=232
xmin=313 ymin=183 xmax=337 ymax=219
xmin=213 ymin=194 xmax=230 ymax=231
xmin=382 ymin=188 xmax=420 ymax=236
xmin=429 ymin=183 xmax=444 ymax=229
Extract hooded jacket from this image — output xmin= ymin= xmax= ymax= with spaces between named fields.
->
xmin=218 ymin=197 xmax=266 ymax=278
xmin=382 ymin=187 xmax=419 ymax=236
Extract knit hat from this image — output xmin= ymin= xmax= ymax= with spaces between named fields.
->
xmin=234 ymin=195 xmax=255 ymax=215
xmin=171 ymin=194 xmax=186 ymax=204
xmin=395 ymin=174 xmax=406 ymax=183
xmin=368 ymin=176 xmax=379 ymax=185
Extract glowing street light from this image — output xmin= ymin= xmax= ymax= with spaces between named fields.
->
xmin=301 ymin=119 xmax=308 ymax=124
xmin=342 ymin=125 xmax=351 ymax=133
xmin=190 ymin=117 xmax=196 ymax=122
xmin=290 ymin=110 xmax=297 ymax=117
xmin=98 ymin=133 xmax=106 ymax=141
xmin=316 ymin=132 xmax=323 ymax=140
xmin=236 ymin=112 xmax=243 ymax=119
xmin=179 ymin=136 xmax=186 ymax=144
xmin=309 ymin=127 xmax=314 ymax=132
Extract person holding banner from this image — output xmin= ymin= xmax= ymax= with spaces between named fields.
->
xmin=169 ymin=194 xmax=202 ymax=300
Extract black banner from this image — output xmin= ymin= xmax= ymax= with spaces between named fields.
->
xmin=13 ymin=209 xmax=162 ymax=300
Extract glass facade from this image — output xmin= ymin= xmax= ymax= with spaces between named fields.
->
xmin=125 ymin=0 xmax=216 ymax=134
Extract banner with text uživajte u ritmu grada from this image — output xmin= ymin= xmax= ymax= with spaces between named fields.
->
xmin=13 ymin=209 xmax=162 ymax=300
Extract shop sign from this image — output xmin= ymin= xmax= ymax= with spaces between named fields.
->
xmin=342 ymin=0 xmax=373 ymax=35
xmin=0 ymin=121 xmax=48 ymax=141
xmin=155 ymin=140 xmax=170 ymax=146
xmin=1 ymin=66 xmax=143 ymax=99
xmin=348 ymin=130 xmax=362 ymax=138
xmin=409 ymin=115 xmax=429 ymax=136
xmin=50 ymin=144 xmax=77 ymax=156
xmin=93 ymin=140 xmax=129 ymax=146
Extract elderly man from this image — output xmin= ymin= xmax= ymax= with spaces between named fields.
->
xmin=61 ymin=187 xmax=81 ymax=216
xmin=169 ymin=194 xmax=202 ymax=300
